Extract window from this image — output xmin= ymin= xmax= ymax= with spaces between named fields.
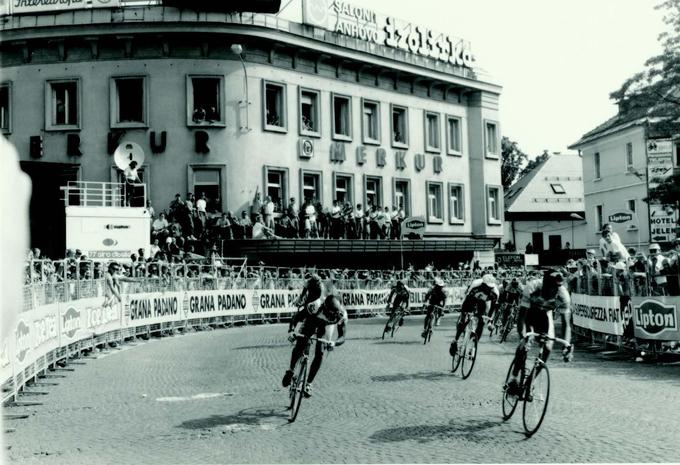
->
xmin=302 ymin=171 xmax=322 ymax=204
xmin=46 ymin=80 xmax=79 ymax=129
xmin=595 ymin=205 xmax=603 ymax=231
xmin=550 ymin=183 xmax=566 ymax=194
xmin=192 ymin=168 xmax=222 ymax=212
xmin=594 ymin=152 xmax=601 ymax=179
xmin=426 ymin=182 xmax=444 ymax=223
xmin=188 ymin=76 xmax=223 ymax=126
xmin=264 ymin=167 xmax=288 ymax=213
xmin=446 ymin=115 xmax=462 ymax=155
xmin=448 ymin=184 xmax=464 ymax=223
xmin=394 ymin=179 xmax=410 ymax=217
xmin=334 ymin=173 xmax=353 ymax=205
xmin=0 ymin=83 xmax=10 ymax=133
xmin=332 ymin=94 xmax=352 ymax=140
xmin=626 ymin=142 xmax=633 ymax=169
xmin=365 ymin=176 xmax=382 ymax=208
xmin=263 ymin=81 xmax=287 ymax=132
xmin=487 ymin=186 xmax=501 ymax=224
xmin=111 ymin=76 xmax=147 ymax=127
xmin=391 ymin=105 xmax=408 ymax=147
xmin=627 ymin=199 xmax=636 ymax=213
xmin=362 ymin=99 xmax=380 ymax=144
xmin=485 ymin=121 xmax=499 ymax=157
xmin=425 ymin=112 xmax=441 ymax=152
xmin=299 ymin=88 xmax=320 ymax=136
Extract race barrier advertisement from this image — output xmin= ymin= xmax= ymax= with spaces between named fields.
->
xmin=632 ymin=296 xmax=680 ymax=341
xmin=571 ymin=294 xmax=632 ymax=336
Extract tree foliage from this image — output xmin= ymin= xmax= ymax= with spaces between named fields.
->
xmin=609 ymin=0 xmax=680 ymax=132
xmin=500 ymin=136 xmax=528 ymax=189
xmin=518 ymin=151 xmax=550 ymax=179
xmin=647 ymin=172 xmax=680 ymax=208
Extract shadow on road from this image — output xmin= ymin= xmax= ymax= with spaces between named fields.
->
xmin=369 ymin=417 xmax=504 ymax=444
xmin=177 ymin=407 xmax=288 ymax=430
xmin=371 ymin=371 xmax=452 ymax=382
xmin=232 ymin=343 xmax=290 ymax=350
xmin=374 ymin=340 xmax=424 ymax=346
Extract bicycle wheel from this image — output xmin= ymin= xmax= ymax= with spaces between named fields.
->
xmin=423 ymin=315 xmax=433 ymax=345
xmin=522 ymin=363 xmax=550 ymax=436
xmin=451 ymin=339 xmax=462 ymax=373
xmin=391 ymin=314 xmax=401 ymax=338
xmin=288 ymin=358 xmax=308 ymax=423
xmin=382 ymin=317 xmax=392 ymax=340
xmin=460 ymin=332 xmax=478 ymax=380
xmin=501 ymin=360 xmax=520 ymax=420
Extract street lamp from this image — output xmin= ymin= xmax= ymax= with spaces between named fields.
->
xmin=570 ymin=212 xmax=584 ymax=248
xmin=231 ymin=44 xmax=251 ymax=132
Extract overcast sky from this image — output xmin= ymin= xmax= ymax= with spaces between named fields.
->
xmin=280 ymin=0 xmax=665 ymax=158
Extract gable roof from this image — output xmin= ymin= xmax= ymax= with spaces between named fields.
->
xmin=504 ymin=152 xmax=584 ymax=215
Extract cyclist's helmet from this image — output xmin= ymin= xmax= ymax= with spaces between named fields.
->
xmin=481 ymin=273 xmax=496 ymax=288
xmin=433 ymin=277 xmax=445 ymax=288
xmin=395 ymin=279 xmax=405 ymax=288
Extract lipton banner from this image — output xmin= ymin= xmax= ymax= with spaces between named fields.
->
xmin=632 ymin=296 xmax=680 ymax=341
xmin=571 ymin=294 xmax=632 ymax=336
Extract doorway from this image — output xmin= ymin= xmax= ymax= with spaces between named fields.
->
xmin=20 ymin=161 xmax=80 ymax=259
xmin=531 ymin=232 xmax=544 ymax=252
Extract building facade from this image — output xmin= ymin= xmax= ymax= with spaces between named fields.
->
xmin=570 ymin=114 xmax=680 ymax=252
xmin=0 ymin=1 xmax=503 ymax=258
xmin=503 ymin=152 xmax=586 ymax=254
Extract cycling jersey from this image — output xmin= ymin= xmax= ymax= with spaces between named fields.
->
xmin=387 ymin=286 xmax=410 ymax=311
xmin=519 ymin=279 xmax=570 ymax=315
xmin=424 ymin=286 xmax=447 ymax=309
xmin=462 ymin=278 xmax=499 ymax=313
xmin=295 ymin=275 xmax=324 ymax=308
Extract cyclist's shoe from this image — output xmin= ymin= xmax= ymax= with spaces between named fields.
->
xmin=505 ymin=378 xmax=521 ymax=397
xmin=398 ymin=317 xmax=404 ymax=326
xmin=303 ymin=383 xmax=313 ymax=398
xmin=562 ymin=344 xmax=574 ymax=362
xmin=449 ymin=341 xmax=458 ymax=357
xmin=282 ymin=370 xmax=293 ymax=387
xmin=421 ymin=330 xmax=427 ymax=338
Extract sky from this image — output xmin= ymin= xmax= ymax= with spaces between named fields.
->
xmin=279 ymin=0 xmax=666 ymax=158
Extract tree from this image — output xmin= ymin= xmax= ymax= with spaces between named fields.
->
xmin=647 ymin=172 xmax=680 ymax=208
xmin=518 ymin=150 xmax=550 ymax=179
xmin=609 ymin=0 xmax=680 ymax=133
xmin=500 ymin=136 xmax=528 ymax=189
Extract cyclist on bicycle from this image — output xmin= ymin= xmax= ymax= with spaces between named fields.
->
xmin=449 ymin=274 xmax=499 ymax=356
xmin=498 ymin=278 xmax=523 ymax=324
xmin=282 ymin=292 xmax=347 ymax=397
xmin=421 ymin=277 xmax=447 ymax=338
xmin=385 ymin=279 xmax=410 ymax=331
xmin=506 ymin=269 xmax=573 ymax=396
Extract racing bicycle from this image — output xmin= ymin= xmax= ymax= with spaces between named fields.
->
xmin=382 ymin=305 xmax=410 ymax=339
xmin=422 ymin=305 xmax=445 ymax=344
xmin=501 ymin=331 xmax=571 ymax=436
xmin=287 ymin=332 xmax=334 ymax=423
xmin=451 ymin=312 xmax=492 ymax=379
xmin=498 ymin=303 xmax=519 ymax=343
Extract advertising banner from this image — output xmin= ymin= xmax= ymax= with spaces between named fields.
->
xmin=571 ymin=294 xmax=631 ymax=336
xmin=495 ymin=253 xmax=525 ymax=268
xmin=632 ymin=296 xmax=680 ymax=341
xmin=124 ymin=292 xmax=182 ymax=327
xmin=9 ymin=0 xmax=121 ymax=15
xmin=401 ymin=216 xmax=426 ymax=239
xmin=13 ymin=303 xmax=61 ymax=375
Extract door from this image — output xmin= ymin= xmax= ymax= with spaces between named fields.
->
xmin=548 ymin=234 xmax=562 ymax=251
xmin=531 ymin=232 xmax=544 ymax=252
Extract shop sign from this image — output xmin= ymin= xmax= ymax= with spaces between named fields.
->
xmin=9 ymin=0 xmax=120 ymax=15
xmin=495 ymin=253 xmax=524 ymax=268
xmin=649 ymin=204 xmax=678 ymax=242
xmin=647 ymin=138 xmax=674 ymax=190
xmin=302 ymin=0 xmax=473 ymax=68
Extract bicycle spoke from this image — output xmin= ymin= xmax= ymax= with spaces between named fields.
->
xmin=522 ymin=364 xmax=550 ymax=436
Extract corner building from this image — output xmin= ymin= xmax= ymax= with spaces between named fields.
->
xmin=0 ymin=2 xmax=503 ymax=259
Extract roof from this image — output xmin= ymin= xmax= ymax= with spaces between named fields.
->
xmin=504 ymin=152 xmax=584 ymax=216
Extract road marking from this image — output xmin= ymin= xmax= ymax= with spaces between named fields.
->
xmin=155 ymin=392 xmax=234 ymax=402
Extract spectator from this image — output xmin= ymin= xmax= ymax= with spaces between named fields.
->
xmin=250 ymin=190 xmax=262 ymax=224
xmin=304 ymin=199 xmax=317 ymax=238
xmin=599 ymin=223 xmax=624 ymax=258
xmin=263 ymin=195 xmax=275 ymax=230
xmin=382 ymin=206 xmax=391 ymax=239
xmin=354 ymin=203 xmax=365 ymax=239
xmin=252 ymin=214 xmax=274 ymax=239
xmin=146 ymin=200 xmax=155 ymax=222
xmin=236 ymin=210 xmax=252 ymax=239
xmin=330 ymin=200 xmax=342 ymax=239
xmin=138 ymin=248 xmax=146 ymax=263
xmin=150 ymin=238 xmax=161 ymax=259
xmin=196 ymin=192 xmax=208 ymax=226
xmin=601 ymin=229 xmax=629 ymax=265
xmin=123 ymin=160 xmax=140 ymax=206
xmin=525 ymin=242 xmax=534 ymax=254
xmin=287 ymin=197 xmax=300 ymax=237
xmin=151 ymin=212 xmax=169 ymax=242
xmin=217 ymin=212 xmax=234 ymax=241
xmin=391 ymin=206 xmax=400 ymax=239
xmin=648 ymin=243 xmax=670 ymax=295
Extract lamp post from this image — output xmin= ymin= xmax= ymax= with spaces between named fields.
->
xmin=570 ymin=212 xmax=584 ymax=249
xmin=231 ymin=44 xmax=250 ymax=131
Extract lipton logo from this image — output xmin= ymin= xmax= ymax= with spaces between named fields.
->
xmin=102 ymin=238 xmax=118 ymax=246
xmin=62 ymin=306 xmax=82 ymax=339
xmin=105 ymin=224 xmax=129 ymax=230
xmin=15 ymin=320 xmax=31 ymax=362
xmin=608 ymin=213 xmax=633 ymax=223
xmin=405 ymin=219 xmax=425 ymax=229
xmin=635 ymin=300 xmax=677 ymax=335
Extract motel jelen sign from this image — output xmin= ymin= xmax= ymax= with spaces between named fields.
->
xmin=302 ymin=0 xmax=474 ymax=68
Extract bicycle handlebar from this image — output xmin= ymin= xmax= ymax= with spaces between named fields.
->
xmin=291 ymin=332 xmax=335 ymax=346
xmin=524 ymin=331 xmax=570 ymax=347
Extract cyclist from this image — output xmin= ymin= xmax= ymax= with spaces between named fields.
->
xmin=449 ymin=274 xmax=499 ymax=356
xmin=506 ymin=269 xmax=573 ymax=396
xmin=282 ymin=293 xmax=347 ymax=397
xmin=498 ymin=278 xmax=523 ymax=326
xmin=385 ymin=279 xmax=410 ymax=331
xmin=421 ymin=277 xmax=447 ymax=338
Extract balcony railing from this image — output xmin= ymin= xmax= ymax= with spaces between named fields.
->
xmin=61 ymin=181 xmax=146 ymax=208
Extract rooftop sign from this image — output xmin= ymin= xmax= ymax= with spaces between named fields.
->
xmin=302 ymin=0 xmax=473 ymax=68
xmin=8 ymin=0 xmax=120 ymax=15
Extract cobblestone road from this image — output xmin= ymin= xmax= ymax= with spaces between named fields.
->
xmin=4 ymin=315 xmax=680 ymax=464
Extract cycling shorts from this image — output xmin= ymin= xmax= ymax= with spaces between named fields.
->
xmin=524 ymin=307 xmax=555 ymax=338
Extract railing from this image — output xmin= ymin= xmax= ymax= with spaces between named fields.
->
xmin=60 ymin=181 xmax=147 ymax=208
